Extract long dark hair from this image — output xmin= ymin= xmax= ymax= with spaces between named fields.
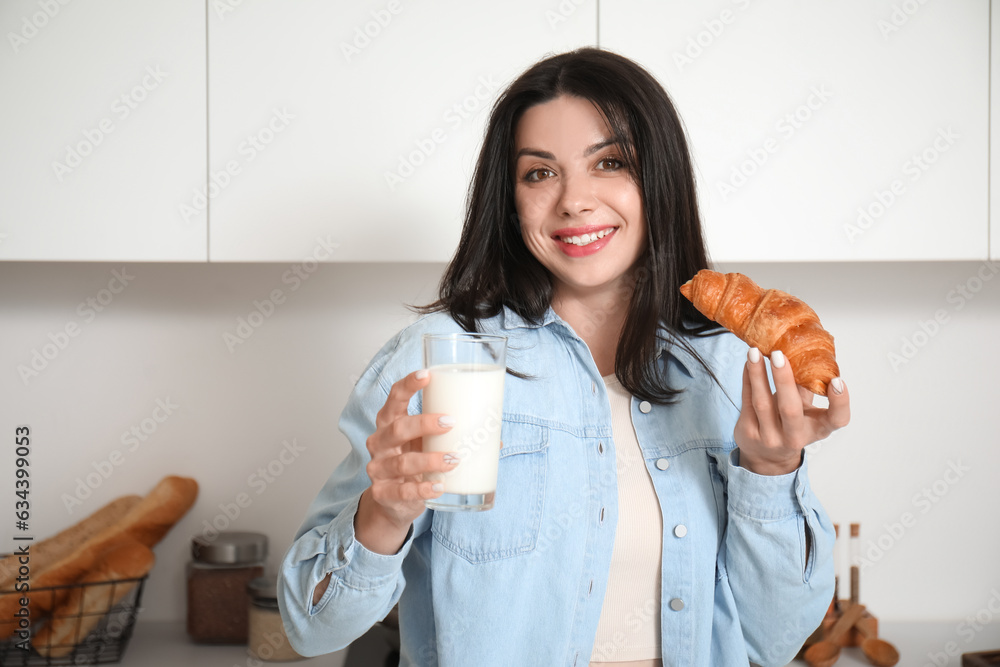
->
xmin=412 ymin=48 xmax=727 ymax=405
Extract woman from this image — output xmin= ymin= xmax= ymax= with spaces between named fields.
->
xmin=278 ymin=48 xmax=850 ymax=667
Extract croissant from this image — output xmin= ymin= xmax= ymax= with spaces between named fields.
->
xmin=679 ymin=269 xmax=839 ymax=395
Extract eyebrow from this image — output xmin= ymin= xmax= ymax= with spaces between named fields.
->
xmin=515 ymin=148 xmax=555 ymax=160
xmin=515 ymin=138 xmax=619 ymax=161
xmin=584 ymin=138 xmax=618 ymax=156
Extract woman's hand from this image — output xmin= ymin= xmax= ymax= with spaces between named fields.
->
xmin=354 ymin=369 xmax=459 ymax=554
xmin=734 ymin=347 xmax=851 ymax=476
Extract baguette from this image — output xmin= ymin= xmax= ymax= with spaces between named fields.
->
xmin=32 ymin=539 xmax=155 ymax=658
xmin=0 ymin=495 xmax=141 ymax=592
xmin=111 ymin=475 xmax=199 ymax=549
xmin=0 ymin=476 xmax=197 ymax=639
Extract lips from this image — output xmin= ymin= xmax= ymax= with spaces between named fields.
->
xmin=552 ymin=225 xmax=618 ymax=244
xmin=552 ymin=225 xmax=618 ymax=257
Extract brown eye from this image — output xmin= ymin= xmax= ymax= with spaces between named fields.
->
xmin=525 ymin=168 xmax=554 ymax=182
xmin=597 ymin=158 xmax=624 ymax=171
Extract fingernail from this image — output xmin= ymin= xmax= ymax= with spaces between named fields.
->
xmin=771 ymin=350 xmax=785 ymax=368
xmin=438 ymin=415 xmax=455 ymax=428
xmin=416 ymin=369 xmax=428 ymax=380
xmin=748 ymin=347 xmax=761 ymax=363
xmin=831 ymin=377 xmax=844 ymax=395
xmin=432 ymin=483 xmax=444 ymax=492
xmin=443 ymin=453 xmax=459 ymax=465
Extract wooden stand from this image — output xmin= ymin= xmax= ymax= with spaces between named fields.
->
xmin=962 ymin=651 xmax=1000 ymax=666
xmin=798 ymin=600 xmax=880 ymax=655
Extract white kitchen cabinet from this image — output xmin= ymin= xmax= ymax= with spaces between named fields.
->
xmin=992 ymin=0 xmax=1000 ymax=261
xmin=207 ymin=0 xmax=596 ymax=262
xmin=0 ymin=1 xmax=207 ymax=261
xmin=601 ymin=0 xmax=989 ymax=262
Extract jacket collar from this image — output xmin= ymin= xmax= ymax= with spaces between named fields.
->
xmin=500 ymin=305 xmax=697 ymax=377
xmin=500 ymin=305 xmax=562 ymax=331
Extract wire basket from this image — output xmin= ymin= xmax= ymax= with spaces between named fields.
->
xmin=0 ymin=574 xmax=147 ymax=666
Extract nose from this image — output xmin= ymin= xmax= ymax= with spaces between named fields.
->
xmin=556 ymin=172 xmax=597 ymax=218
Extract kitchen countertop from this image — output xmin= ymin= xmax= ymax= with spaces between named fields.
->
xmin=788 ymin=619 xmax=1000 ymax=666
xmin=45 ymin=619 xmax=1000 ymax=667
xmin=118 ymin=621 xmax=349 ymax=667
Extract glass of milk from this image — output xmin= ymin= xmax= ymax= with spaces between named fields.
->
xmin=422 ymin=333 xmax=507 ymax=512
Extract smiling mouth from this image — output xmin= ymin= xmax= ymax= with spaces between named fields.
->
xmin=555 ymin=227 xmax=618 ymax=247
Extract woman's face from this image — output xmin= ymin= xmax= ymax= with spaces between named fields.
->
xmin=513 ymin=95 xmax=646 ymax=300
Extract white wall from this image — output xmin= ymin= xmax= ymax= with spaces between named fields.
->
xmin=1 ymin=259 xmax=998 ymax=626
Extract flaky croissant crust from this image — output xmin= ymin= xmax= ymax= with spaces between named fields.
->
xmin=680 ymin=270 xmax=839 ymax=395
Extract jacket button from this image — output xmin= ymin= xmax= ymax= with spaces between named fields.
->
xmin=674 ymin=524 xmax=688 ymax=538
xmin=638 ymin=401 xmax=652 ymax=413
xmin=669 ymin=598 xmax=685 ymax=611
xmin=598 ymin=441 xmax=605 ymax=454
xmin=655 ymin=458 xmax=670 ymax=471
xmin=592 ymin=381 xmax=597 ymax=395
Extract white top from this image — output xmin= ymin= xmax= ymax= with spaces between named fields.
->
xmin=589 ymin=373 xmax=663 ymax=665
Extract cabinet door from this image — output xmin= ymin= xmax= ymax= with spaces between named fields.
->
xmin=0 ymin=1 xmax=207 ymax=261
xmin=601 ymin=0 xmax=988 ymax=262
xmin=208 ymin=1 xmax=596 ymax=262
xmin=992 ymin=0 xmax=1000 ymax=261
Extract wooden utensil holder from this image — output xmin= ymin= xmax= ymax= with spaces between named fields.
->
xmin=799 ymin=600 xmax=880 ymax=654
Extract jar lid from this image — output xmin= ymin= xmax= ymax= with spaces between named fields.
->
xmin=247 ymin=575 xmax=278 ymax=601
xmin=191 ymin=532 xmax=267 ymax=564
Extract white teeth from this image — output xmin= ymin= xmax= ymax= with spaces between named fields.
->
xmin=559 ymin=228 xmax=615 ymax=246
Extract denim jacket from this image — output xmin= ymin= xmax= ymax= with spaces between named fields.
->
xmin=277 ymin=306 xmax=835 ymax=667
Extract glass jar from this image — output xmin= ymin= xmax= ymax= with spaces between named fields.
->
xmin=247 ymin=576 xmax=304 ymax=662
xmin=186 ymin=531 xmax=267 ymax=643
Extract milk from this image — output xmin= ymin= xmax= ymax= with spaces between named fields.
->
xmin=422 ymin=363 xmax=505 ymax=494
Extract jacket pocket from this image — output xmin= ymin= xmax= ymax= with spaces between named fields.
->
xmin=431 ymin=418 xmax=548 ymax=563
xmin=707 ymin=450 xmax=729 ymax=557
